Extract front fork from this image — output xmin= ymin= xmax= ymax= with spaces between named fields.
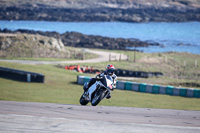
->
xmin=101 ymin=89 xmax=110 ymax=100
xmin=83 ymin=82 xmax=89 ymax=91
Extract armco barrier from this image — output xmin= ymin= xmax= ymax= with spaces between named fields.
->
xmin=77 ymin=75 xmax=200 ymax=98
xmin=0 ymin=67 xmax=45 ymax=83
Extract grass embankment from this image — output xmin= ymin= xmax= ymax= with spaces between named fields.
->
xmin=83 ymin=49 xmax=200 ymax=88
xmin=0 ymin=47 xmax=99 ymax=61
xmin=0 ymin=59 xmax=200 ymax=111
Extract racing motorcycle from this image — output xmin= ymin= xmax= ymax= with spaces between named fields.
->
xmin=79 ymin=74 xmax=114 ymax=106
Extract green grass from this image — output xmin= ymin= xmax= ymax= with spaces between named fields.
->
xmin=80 ymin=49 xmax=200 ymax=89
xmin=0 ymin=52 xmax=98 ymax=61
xmin=0 ymin=62 xmax=83 ymax=104
xmin=0 ymin=47 xmax=98 ymax=61
xmin=0 ymin=61 xmax=200 ymax=111
xmin=0 ymin=57 xmax=76 ymax=61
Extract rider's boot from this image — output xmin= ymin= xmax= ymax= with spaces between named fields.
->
xmin=106 ymin=93 xmax=111 ymax=99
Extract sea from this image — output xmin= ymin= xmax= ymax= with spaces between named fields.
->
xmin=0 ymin=20 xmax=200 ymax=54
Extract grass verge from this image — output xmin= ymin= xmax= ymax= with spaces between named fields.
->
xmin=77 ymin=49 xmax=200 ymax=89
xmin=0 ymin=61 xmax=200 ymax=110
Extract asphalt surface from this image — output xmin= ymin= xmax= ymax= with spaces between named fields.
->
xmin=0 ymin=101 xmax=200 ymax=133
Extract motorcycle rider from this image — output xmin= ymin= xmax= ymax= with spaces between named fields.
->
xmin=84 ymin=64 xmax=117 ymax=99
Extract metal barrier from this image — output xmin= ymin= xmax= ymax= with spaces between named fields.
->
xmin=0 ymin=67 xmax=45 ymax=83
xmin=77 ymin=75 xmax=200 ymax=98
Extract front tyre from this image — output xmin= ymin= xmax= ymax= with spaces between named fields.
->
xmin=80 ymin=94 xmax=89 ymax=105
xmin=91 ymin=89 xmax=104 ymax=106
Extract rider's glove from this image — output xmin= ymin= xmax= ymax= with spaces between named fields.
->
xmin=96 ymin=74 xmax=103 ymax=80
xmin=111 ymin=83 xmax=115 ymax=91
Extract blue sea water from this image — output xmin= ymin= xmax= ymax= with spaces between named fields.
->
xmin=0 ymin=20 xmax=200 ymax=54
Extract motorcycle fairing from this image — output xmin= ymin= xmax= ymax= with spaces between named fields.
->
xmin=87 ymin=75 xmax=114 ymax=101
xmin=104 ymin=75 xmax=113 ymax=90
xmin=88 ymin=82 xmax=98 ymax=101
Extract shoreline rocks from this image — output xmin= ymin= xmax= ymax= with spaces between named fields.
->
xmin=0 ymin=29 xmax=162 ymax=50
xmin=0 ymin=33 xmax=68 ymax=58
xmin=0 ymin=0 xmax=200 ymax=23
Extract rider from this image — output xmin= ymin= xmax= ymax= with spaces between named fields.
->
xmin=84 ymin=64 xmax=117 ymax=99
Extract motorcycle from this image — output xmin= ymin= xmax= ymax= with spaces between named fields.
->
xmin=79 ymin=74 xmax=114 ymax=106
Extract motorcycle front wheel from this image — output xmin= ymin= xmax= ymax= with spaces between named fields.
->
xmin=80 ymin=94 xmax=89 ymax=105
xmin=91 ymin=89 xmax=104 ymax=106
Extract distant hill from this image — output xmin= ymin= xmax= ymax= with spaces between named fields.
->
xmin=0 ymin=0 xmax=200 ymax=22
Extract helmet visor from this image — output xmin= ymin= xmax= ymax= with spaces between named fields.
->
xmin=107 ymin=69 xmax=115 ymax=74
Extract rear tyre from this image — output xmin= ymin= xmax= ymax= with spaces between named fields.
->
xmin=80 ymin=94 xmax=89 ymax=105
xmin=91 ymin=89 xmax=104 ymax=106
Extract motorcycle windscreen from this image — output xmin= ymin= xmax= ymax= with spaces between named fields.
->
xmin=101 ymin=75 xmax=113 ymax=90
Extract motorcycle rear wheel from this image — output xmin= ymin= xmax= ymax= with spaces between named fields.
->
xmin=80 ymin=94 xmax=89 ymax=105
xmin=91 ymin=89 xmax=104 ymax=106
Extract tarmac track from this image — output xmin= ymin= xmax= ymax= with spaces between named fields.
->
xmin=0 ymin=101 xmax=200 ymax=133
